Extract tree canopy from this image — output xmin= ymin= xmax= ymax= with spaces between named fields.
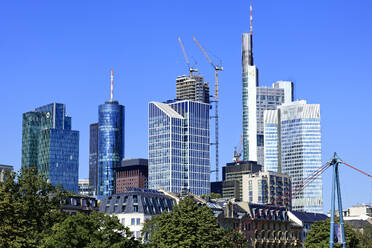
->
xmin=0 ymin=168 xmax=69 ymax=248
xmin=0 ymin=168 xmax=141 ymax=248
xmin=304 ymin=218 xmax=359 ymax=248
xmin=41 ymin=212 xmax=140 ymax=248
xmin=142 ymin=196 xmax=231 ymax=248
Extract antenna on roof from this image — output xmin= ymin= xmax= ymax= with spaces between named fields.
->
xmin=250 ymin=4 xmax=253 ymax=35
xmin=110 ymin=70 xmax=114 ymax=102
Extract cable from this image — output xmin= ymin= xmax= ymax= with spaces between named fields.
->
xmin=341 ymin=162 xmax=372 ymax=178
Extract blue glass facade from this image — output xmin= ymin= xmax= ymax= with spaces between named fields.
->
xmin=148 ymin=100 xmax=210 ymax=196
xmin=264 ymin=101 xmax=322 ymax=213
xmin=89 ymin=123 xmax=98 ymax=194
xmin=97 ymin=101 xmax=125 ymax=200
xmin=22 ymin=103 xmax=79 ymax=193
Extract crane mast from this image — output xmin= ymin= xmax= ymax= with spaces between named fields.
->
xmin=193 ymin=36 xmax=223 ymax=182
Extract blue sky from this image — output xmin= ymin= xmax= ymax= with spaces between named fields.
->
xmin=0 ymin=0 xmax=371 ymax=213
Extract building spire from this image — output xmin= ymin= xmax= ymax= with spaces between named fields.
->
xmin=250 ymin=4 xmax=253 ymax=35
xmin=110 ymin=70 xmax=114 ymax=102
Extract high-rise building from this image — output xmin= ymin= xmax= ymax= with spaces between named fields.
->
xmin=148 ymin=100 xmax=210 ymax=196
xmin=115 ymin=158 xmax=148 ymax=193
xmin=241 ymin=7 xmax=294 ymax=166
xmin=0 ymin=164 xmax=13 ymax=182
xmin=97 ymin=101 xmax=125 ymax=200
xmin=97 ymin=71 xmax=125 ymax=200
xmin=242 ymin=29 xmax=258 ymax=163
xmin=256 ymin=83 xmax=293 ymax=166
xmin=264 ymin=100 xmax=322 ymax=213
xmin=176 ymin=75 xmax=210 ymax=103
xmin=22 ymin=103 xmax=79 ymax=192
xmin=89 ymin=123 xmax=98 ymax=195
xmin=242 ymin=171 xmax=291 ymax=208
xmin=222 ymin=160 xmax=262 ymax=200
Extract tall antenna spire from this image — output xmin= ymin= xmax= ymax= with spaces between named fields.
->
xmin=250 ymin=4 xmax=253 ymax=34
xmin=110 ymin=70 xmax=114 ymax=102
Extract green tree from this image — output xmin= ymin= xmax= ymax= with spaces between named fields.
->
xmin=225 ymin=230 xmax=250 ymax=248
xmin=0 ymin=168 xmax=69 ymax=248
xmin=304 ymin=218 xmax=360 ymax=248
xmin=201 ymin=193 xmax=221 ymax=200
xmin=142 ymin=197 xmax=231 ymax=248
xmin=354 ymin=224 xmax=372 ymax=248
xmin=41 ymin=212 xmax=141 ymax=248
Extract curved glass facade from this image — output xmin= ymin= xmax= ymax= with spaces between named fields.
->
xmin=97 ymin=101 xmax=125 ymax=200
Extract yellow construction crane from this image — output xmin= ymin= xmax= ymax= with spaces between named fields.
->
xmin=192 ymin=36 xmax=223 ymax=99
xmin=192 ymin=36 xmax=223 ymax=181
xmin=178 ymin=36 xmax=198 ymax=77
xmin=233 ymin=134 xmax=243 ymax=163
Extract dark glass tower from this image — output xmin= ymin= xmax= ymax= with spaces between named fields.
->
xmin=89 ymin=123 xmax=98 ymax=194
xmin=97 ymin=101 xmax=125 ymax=200
xmin=22 ymin=103 xmax=79 ymax=193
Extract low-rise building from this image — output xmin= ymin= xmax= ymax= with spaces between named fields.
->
xmin=242 ymin=171 xmax=291 ymax=208
xmin=99 ymin=187 xmax=176 ymax=240
xmin=62 ymin=195 xmax=98 ymax=215
xmin=288 ymin=210 xmax=328 ymax=244
xmin=219 ymin=201 xmax=302 ymax=247
xmin=328 ymin=204 xmax=372 ymax=221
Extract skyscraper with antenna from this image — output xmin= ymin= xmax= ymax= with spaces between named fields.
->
xmin=241 ymin=4 xmax=294 ymax=166
xmin=96 ymin=70 xmax=125 ymax=200
xmin=242 ymin=4 xmax=258 ymax=162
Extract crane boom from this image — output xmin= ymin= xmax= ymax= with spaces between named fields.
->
xmin=178 ymin=36 xmax=198 ymax=76
xmin=178 ymin=36 xmax=190 ymax=66
xmin=192 ymin=36 xmax=214 ymax=68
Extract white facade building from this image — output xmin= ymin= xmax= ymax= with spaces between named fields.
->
xmin=242 ymin=171 xmax=291 ymax=208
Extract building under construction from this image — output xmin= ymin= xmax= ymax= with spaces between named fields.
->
xmin=176 ymin=75 xmax=210 ymax=104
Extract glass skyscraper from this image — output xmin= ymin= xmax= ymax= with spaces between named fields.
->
xmin=264 ymin=100 xmax=322 ymax=213
xmin=97 ymin=101 xmax=125 ymax=200
xmin=148 ymin=100 xmax=210 ymax=196
xmin=22 ymin=103 xmax=79 ymax=193
xmin=89 ymin=122 xmax=98 ymax=195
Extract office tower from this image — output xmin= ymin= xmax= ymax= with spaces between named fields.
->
xmin=148 ymin=100 xmax=210 ymax=195
xmin=264 ymin=100 xmax=322 ymax=213
xmin=242 ymin=171 xmax=291 ymax=208
xmin=242 ymin=25 xmax=258 ymax=163
xmin=273 ymin=81 xmax=294 ymax=104
xmin=210 ymin=181 xmax=222 ymax=195
xmin=89 ymin=123 xmax=98 ymax=194
xmin=97 ymin=70 xmax=125 ymax=200
xmin=241 ymin=6 xmax=294 ymax=166
xmin=0 ymin=164 xmax=13 ymax=182
xmin=256 ymin=81 xmax=293 ymax=166
xmin=115 ymin=158 xmax=148 ymax=193
xmin=22 ymin=103 xmax=79 ymax=192
xmin=176 ymin=75 xmax=210 ymax=103
xmin=222 ymin=160 xmax=262 ymax=200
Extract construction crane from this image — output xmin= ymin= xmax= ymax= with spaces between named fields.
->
xmin=233 ymin=135 xmax=243 ymax=163
xmin=192 ymin=36 xmax=223 ymax=182
xmin=178 ymin=36 xmax=198 ymax=76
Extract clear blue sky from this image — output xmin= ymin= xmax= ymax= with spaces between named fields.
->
xmin=1 ymin=0 xmax=371 ymax=213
